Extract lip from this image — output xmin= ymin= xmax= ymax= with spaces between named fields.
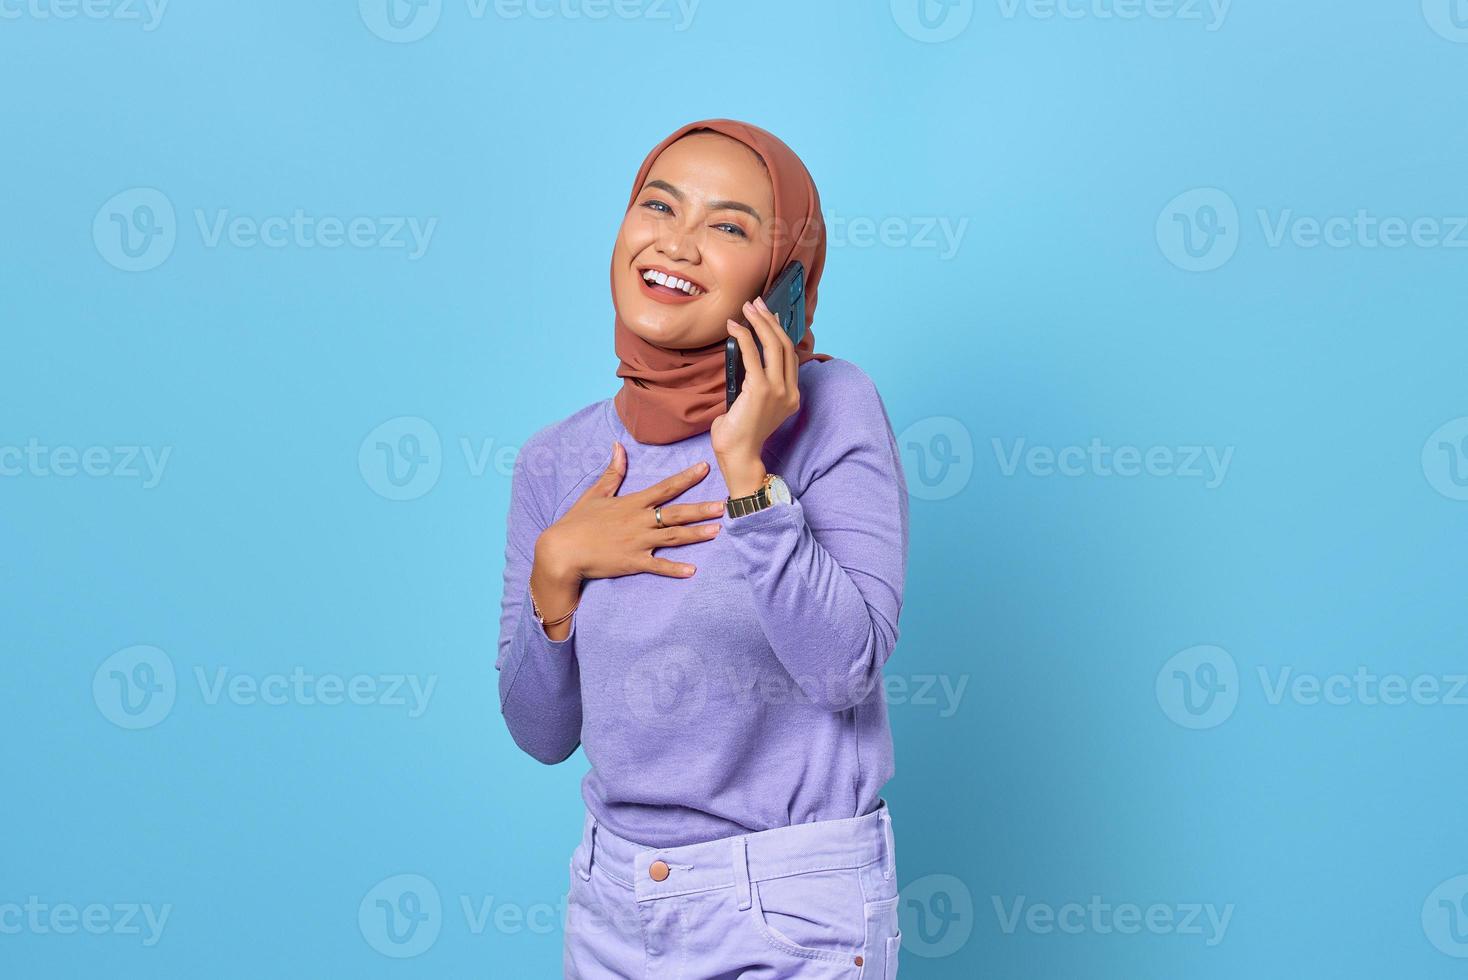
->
xmin=636 ymin=265 xmax=707 ymax=305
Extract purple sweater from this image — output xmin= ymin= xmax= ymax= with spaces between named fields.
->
xmin=496 ymin=358 xmax=909 ymax=848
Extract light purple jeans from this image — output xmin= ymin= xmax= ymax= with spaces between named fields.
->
xmin=564 ymin=801 xmax=902 ymax=979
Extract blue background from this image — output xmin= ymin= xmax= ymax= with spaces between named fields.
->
xmin=4 ymin=0 xmax=1467 ymax=976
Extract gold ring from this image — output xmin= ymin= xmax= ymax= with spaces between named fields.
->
xmin=654 ymin=506 xmax=664 ymax=529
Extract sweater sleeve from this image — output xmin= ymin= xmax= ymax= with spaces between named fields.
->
xmin=720 ymin=370 xmax=910 ymax=712
xmin=496 ymin=441 xmax=583 ymax=765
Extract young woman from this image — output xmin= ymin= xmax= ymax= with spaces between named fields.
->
xmin=496 ymin=118 xmax=910 ymax=978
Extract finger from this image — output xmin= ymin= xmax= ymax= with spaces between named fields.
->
xmin=586 ymin=441 xmax=627 ymax=498
xmin=628 ymin=459 xmax=711 ymax=506
xmin=726 ymin=318 xmax=766 ymax=392
xmin=745 ymin=300 xmax=788 ymax=387
xmin=640 ymin=556 xmax=696 ymax=578
xmin=652 ymin=500 xmax=727 ymax=526
xmin=756 ymin=295 xmax=796 ymax=357
xmin=651 ymin=524 xmax=722 ymax=547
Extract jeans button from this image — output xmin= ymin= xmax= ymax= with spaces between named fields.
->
xmin=649 ymin=860 xmax=670 ymax=882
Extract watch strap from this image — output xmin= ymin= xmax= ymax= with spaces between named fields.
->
xmin=726 ymin=476 xmax=773 ymax=518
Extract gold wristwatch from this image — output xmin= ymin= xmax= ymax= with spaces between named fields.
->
xmin=725 ymin=473 xmax=792 ymax=518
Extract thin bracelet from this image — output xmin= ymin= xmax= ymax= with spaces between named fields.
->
xmin=529 ymin=583 xmax=578 ymax=629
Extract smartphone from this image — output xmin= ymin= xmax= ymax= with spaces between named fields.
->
xmin=725 ymin=260 xmax=807 ymax=409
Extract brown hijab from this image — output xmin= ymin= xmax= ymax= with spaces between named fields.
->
xmin=612 ymin=119 xmax=831 ymax=445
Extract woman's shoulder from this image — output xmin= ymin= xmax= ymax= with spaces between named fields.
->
xmin=512 ymin=398 xmax=617 ymax=503
xmin=797 ymin=356 xmax=892 ymax=429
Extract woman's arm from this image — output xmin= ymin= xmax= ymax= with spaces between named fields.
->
xmin=496 ymin=447 xmax=584 ymax=766
xmin=497 ymin=437 xmax=726 ymax=764
xmin=721 ymin=369 xmax=909 ymax=712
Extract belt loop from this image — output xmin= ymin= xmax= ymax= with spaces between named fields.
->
xmin=578 ymin=819 xmax=597 ymax=881
xmin=879 ymin=805 xmax=895 ymax=881
xmin=732 ymin=836 xmax=752 ymax=911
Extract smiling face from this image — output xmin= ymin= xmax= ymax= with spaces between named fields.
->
xmin=611 ymin=131 xmax=776 ymax=350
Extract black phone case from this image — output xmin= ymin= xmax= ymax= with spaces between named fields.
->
xmin=725 ymin=261 xmax=807 ymax=409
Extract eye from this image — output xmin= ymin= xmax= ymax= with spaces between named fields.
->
xmin=640 ymin=199 xmax=673 ymax=215
xmin=714 ymin=222 xmax=748 ymax=239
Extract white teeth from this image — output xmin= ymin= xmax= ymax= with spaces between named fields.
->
xmin=642 ymin=269 xmax=702 ymax=296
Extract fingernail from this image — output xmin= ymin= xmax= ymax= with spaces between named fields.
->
xmin=755 ymin=296 xmax=768 ymax=311
xmin=707 ymin=502 xmax=724 ymax=514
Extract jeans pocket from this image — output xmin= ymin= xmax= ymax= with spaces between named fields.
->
xmin=751 ymin=868 xmax=866 ymax=963
xmin=884 ymin=932 xmax=902 ymax=978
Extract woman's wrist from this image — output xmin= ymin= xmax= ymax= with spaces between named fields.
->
xmin=531 ymin=533 xmax=582 ymax=616
xmin=717 ymin=454 xmax=768 ymax=497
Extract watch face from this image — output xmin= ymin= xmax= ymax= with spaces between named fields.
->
xmin=767 ymin=475 xmax=792 ymax=505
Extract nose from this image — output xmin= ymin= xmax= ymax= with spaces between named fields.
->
xmin=656 ymin=219 xmax=698 ymax=264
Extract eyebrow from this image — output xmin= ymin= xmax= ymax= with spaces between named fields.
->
xmin=643 ymin=179 xmax=763 ymax=223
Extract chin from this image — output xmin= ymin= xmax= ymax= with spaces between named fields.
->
xmin=616 ymin=283 xmax=723 ymax=349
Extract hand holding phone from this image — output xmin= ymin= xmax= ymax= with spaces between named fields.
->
xmin=725 ymin=260 xmax=806 ymax=409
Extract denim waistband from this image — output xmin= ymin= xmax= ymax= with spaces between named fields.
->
xmin=574 ymin=802 xmax=896 ymax=907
